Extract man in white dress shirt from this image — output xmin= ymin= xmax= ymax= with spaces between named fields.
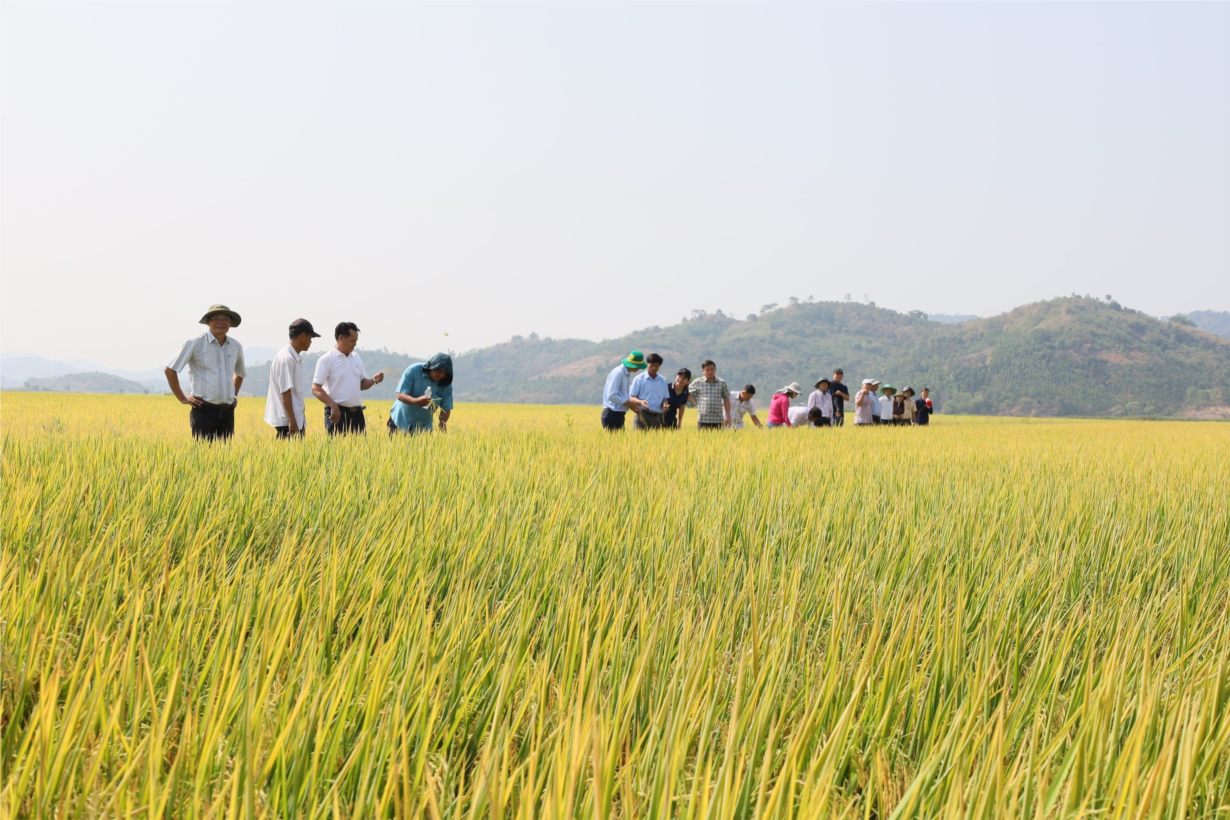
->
xmin=165 ymin=304 xmax=247 ymax=441
xmin=312 ymin=321 xmax=384 ymax=435
xmin=264 ymin=319 xmax=321 ymax=439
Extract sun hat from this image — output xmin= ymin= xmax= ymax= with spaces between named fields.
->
xmin=881 ymin=383 xmax=896 ymax=394
xmin=622 ymin=350 xmax=647 ymax=370
xmin=199 ymin=304 xmax=241 ymax=326
xmin=902 ymin=385 xmax=915 ymax=394
xmin=814 ymin=377 xmax=831 ymax=388
xmin=776 ymin=382 xmax=804 ymax=395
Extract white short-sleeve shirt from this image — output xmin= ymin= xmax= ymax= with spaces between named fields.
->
xmin=787 ymin=406 xmax=811 ymax=426
xmin=879 ymin=394 xmax=894 ymax=419
xmin=732 ymin=396 xmax=757 ymax=428
xmin=312 ymin=348 xmax=367 ymax=407
xmin=167 ymin=332 xmax=246 ymax=405
xmin=263 ymin=344 xmax=306 ymax=428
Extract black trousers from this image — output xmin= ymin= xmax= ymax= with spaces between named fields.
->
xmin=275 ymin=425 xmax=305 ymax=439
xmin=325 ymin=405 xmax=366 ymax=435
xmin=697 ymin=421 xmax=723 ymax=430
xmin=833 ymin=412 xmax=844 ymax=427
xmin=386 ymin=419 xmax=428 ymax=436
xmin=601 ymin=408 xmax=626 ymax=431
xmin=634 ymin=411 xmax=664 ymax=430
xmin=190 ymin=401 xmax=236 ymax=441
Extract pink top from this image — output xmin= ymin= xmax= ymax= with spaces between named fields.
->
xmin=768 ymin=393 xmax=792 ymax=426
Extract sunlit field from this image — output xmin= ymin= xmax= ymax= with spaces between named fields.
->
xmin=3 ymin=393 xmax=1228 ymax=819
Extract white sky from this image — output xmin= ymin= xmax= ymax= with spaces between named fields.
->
xmin=3 ymin=3 xmax=1228 ymax=369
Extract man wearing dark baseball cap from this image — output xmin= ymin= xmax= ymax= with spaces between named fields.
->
xmin=263 ymin=318 xmax=321 ymax=438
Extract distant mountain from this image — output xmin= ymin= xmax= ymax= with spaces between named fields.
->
xmin=244 ymin=346 xmax=279 ymax=365
xmin=0 ymin=354 xmax=165 ymax=391
xmin=23 ymin=372 xmax=149 ymax=394
xmin=1184 ymin=310 xmax=1230 ymax=340
xmin=449 ymin=297 xmax=1230 ymax=419
xmin=927 ymin=313 xmax=980 ymax=324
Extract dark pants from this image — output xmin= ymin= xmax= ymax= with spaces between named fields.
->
xmin=275 ymin=425 xmax=305 ymax=439
xmin=813 ymin=416 xmax=831 ymax=427
xmin=387 ymin=419 xmax=427 ymax=436
xmin=325 ymin=405 xmax=366 ymax=435
xmin=698 ymin=421 xmax=723 ymax=430
xmin=601 ymin=408 xmax=626 ymax=431
xmin=190 ymin=401 xmax=236 ymax=441
xmin=634 ymin=411 xmax=664 ymax=430
xmin=833 ymin=413 xmax=844 ymax=427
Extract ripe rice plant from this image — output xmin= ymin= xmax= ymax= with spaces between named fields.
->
xmin=2 ymin=393 xmax=1228 ymax=818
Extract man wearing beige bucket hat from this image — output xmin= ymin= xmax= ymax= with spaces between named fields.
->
xmin=165 ymin=304 xmax=247 ymax=441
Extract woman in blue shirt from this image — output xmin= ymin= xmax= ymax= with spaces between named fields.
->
xmin=388 ymin=352 xmax=454 ymax=434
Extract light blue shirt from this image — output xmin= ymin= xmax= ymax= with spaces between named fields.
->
xmin=389 ymin=363 xmax=454 ymax=431
xmin=630 ymin=370 xmax=670 ymax=412
xmin=602 ymin=365 xmax=632 ymax=411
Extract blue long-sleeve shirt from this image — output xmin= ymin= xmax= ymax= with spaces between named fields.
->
xmin=603 ymin=365 xmax=632 ymax=412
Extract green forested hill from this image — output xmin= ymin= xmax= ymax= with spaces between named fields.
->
xmin=240 ymin=298 xmax=1230 ymax=418
xmin=453 ymin=297 xmax=1230 ymax=418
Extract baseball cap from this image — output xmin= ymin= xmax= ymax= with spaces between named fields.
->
xmin=289 ymin=319 xmax=322 ymax=338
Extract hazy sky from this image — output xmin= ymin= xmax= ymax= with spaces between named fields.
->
xmin=3 ymin=3 xmax=1228 ymax=369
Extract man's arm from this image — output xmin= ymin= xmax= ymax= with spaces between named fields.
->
xmin=723 ymin=395 xmax=732 ymax=425
xmin=360 ymin=372 xmax=385 ymax=391
xmin=233 ymin=374 xmax=244 ymax=395
xmin=751 ymin=413 xmax=763 ymax=429
xmin=397 ymin=391 xmax=432 ymax=407
xmin=438 ymin=408 xmax=450 ymax=432
xmin=280 ymin=389 xmax=299 ymax=433
xmin=313 ymin=383 xmax=341 ymax=424
xmin=164 ymin=368 xmax=203 ymax=407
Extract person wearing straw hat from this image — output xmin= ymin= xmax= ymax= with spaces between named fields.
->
xmin=853 ymin=379 xmax=877 ymax=425
xmin=807 ymin=378 xmax=834 ymax=426
xmin=602 ymin=350 xmax=650 ymax=431
xmin=264 ymin=318 xmax=321 ymax=439
xmin=879 ymin=384 xmax=897 ymax=425
xmin=165 ymin=304 xmax=247 ymax=441
xmin=900 ymin=386 xmax=919 ymax=425
xmin=766 ymin=382 xmax=804 ymax=428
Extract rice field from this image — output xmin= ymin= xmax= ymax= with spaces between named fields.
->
xmin=3 ymin=392 xmax=1228 ymax=819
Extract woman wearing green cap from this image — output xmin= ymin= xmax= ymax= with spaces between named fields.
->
xmin=601 ymin=350 xmax=650 ymax=430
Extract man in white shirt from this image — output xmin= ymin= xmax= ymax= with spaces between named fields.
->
xmin=264 ymin=319 xmax=321 ymax=438
xmin=879 ymin=385 xmax=897 ymax=424
xmin=312 ymin=321 xmax=385 ymax=435
xmin=732 ymin=385 xmax=762 ymax=429
xmin=786 ymin=405 xmax=812 ymax=427
xmin=807 ymin=378 xmax=834 ymax=426
xmin=869 ymin=380 xmax=883 ymax=424
xmin=165 ymin=304 xmax=247 ymax=441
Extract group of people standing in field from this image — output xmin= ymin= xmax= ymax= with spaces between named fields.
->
xmin=601 ymin=350 xmax=933 ymax=431
xmin=164 ymin=304 xmax=455 ymax=441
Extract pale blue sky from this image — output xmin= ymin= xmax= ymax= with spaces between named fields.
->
xmin=3 ymin=2 xmax=1228 ymax=369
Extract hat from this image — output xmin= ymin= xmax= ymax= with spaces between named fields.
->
xmin=777 ymin=382 xmax=804 ymax=395
xmin=815 ymin=378 xmax=831 ymax=388
xmin=881 ymin=383 xmax=895 ymax=394
xmin=902 ymin=385 xmax=915 ymax=394
xmin=199 ymin=304 xmax=241 ymax=326
xmin=862 ymin=378 xmax=874 ymax=385
xmin=871 ymin=379 xmax=881 ymax=387
xmin=289 ymin=318 xmax=321 ymax=338
xmin=622 ymin=350 xmax=647 ymax=370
